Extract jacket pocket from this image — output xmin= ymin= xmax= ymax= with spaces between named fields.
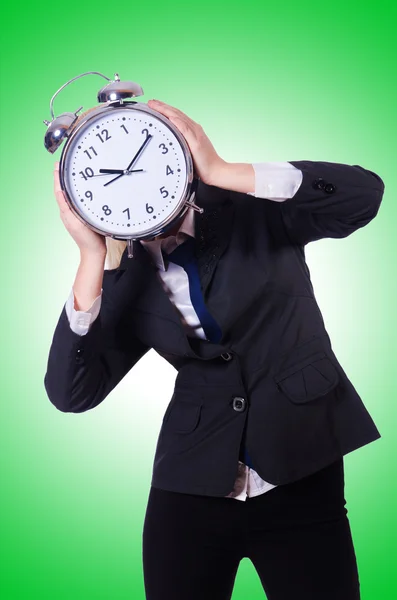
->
xmin=165 ymin=395 xmax=202 ymax=433
xmin=274 ymin=350 xmax=339 ymax=404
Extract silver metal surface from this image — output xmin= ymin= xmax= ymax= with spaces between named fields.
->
xmin=44 ymin=112 xmax=78 ymax=154
xmin=97 ymin=79 xmax=144 ymax=103
xmin=47 ymin=71 xmax=111 ymax=121
xmin=43 ymin=71 xmax=143 ymax=153
xmin=127 ymin=238 xmax=134 ymax=258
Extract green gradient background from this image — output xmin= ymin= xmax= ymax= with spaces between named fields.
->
xmin=1 ymin=0 xmax=396 ymax=598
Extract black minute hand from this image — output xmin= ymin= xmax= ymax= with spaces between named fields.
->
xmin=104 ymin=134 xmax=153 ymax=187
xmin=126 ymin=134 xmax=153 ymax=172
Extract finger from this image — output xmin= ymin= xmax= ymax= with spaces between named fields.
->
xmin=54 ymin=170 xmax=62 ymax=197
xmin=53 ymin=163 xmax=66 ymax=197
xmin=148 ymin=101 xmax=196 ymax=140
xmin=148 ymin=99 xmax=197 ymax=127
xmin=53 ymin=162 xmax=73 ymax=215
xmin=53 ymin=162 xmax=61 ymax=189
xmin=55 ymin=188 xmax=70 ymax=214
xmin=147 ymin=100 xmax=180 ymax=121
xmin=53 ymin=178 xmax=70 ymax=213
xmin=168 ymin=115 xmax=193 ymax=139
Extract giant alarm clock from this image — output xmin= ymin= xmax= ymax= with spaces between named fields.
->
xmin=43 ymin=71 xmax=203 ymax=258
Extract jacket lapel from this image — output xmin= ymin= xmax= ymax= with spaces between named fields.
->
xmin=194 ymin=187 xmax=235 ymax=298
xmin=115 ymin=181 xmax=236 ymax=357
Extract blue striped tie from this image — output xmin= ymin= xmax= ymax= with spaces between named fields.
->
xmin=163 ymin=237 xmax=222 ymax=344
xmin=163 ymin=237 xmax=255 ymax=470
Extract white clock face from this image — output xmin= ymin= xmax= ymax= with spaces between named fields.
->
xmin=62 ymin=105 xmax=190 ymax=238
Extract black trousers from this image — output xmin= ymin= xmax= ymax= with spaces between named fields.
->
xmin=142 ymin=458 xmax=361 ymax=599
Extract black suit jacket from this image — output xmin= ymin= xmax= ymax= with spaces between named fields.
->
xmin=44 ymin=160 xmax=385 ymax=496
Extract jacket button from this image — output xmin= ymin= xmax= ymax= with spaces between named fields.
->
xmin=312 ymin=177 xmax=326 ymax=190
xmin=324 ymin=183 xmax=336 ymax=193
xmin=75 ymin=347 xmax=84 ymax=363
xmin=232 ymin=396 xmax=246 ymax=412
xmin=221 ymin=352 xmax=233 ymax=361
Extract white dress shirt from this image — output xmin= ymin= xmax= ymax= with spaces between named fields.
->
xmin=65 ymin=162 xmax=303 ymax=500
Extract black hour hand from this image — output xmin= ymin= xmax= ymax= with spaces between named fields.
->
xmin=99 ymin=168 xmax=144 ymax=175
xmin=101 ymin=168 xmax=145 ymax=185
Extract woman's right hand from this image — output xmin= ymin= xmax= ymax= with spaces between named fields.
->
xmin=54 ymin=162 xmax=107 ymax=256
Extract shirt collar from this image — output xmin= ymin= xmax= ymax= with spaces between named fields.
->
xmin=140 ymin=207 xmax=195 ymax=271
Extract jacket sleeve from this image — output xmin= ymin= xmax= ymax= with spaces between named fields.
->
xmin=272 ymin=160 xmax=385 ymax=245
xmin=44 ymin=268 xmax=151 ymax=414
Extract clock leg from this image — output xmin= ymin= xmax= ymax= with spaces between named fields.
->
xmin=127 ymin=238 xmax=134 ymax=259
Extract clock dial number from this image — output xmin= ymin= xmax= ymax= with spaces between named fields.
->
xmin=146 ymin=204 xmax=154 ymax=214
xmin=85 ymin=191 xmax=93 ymax=201
xmin=102 ymin=205 xmax=112 ymax=216
xmin=123 ymin=208 xmax=130 ymax=220
xmin=159 ymin=143 xmax=168 ymax=154
xmin=166 ymin=165 xmax=174 ymax=176
xmin=142 ymin=128 xmax=150 ymax=140
xmin=96 ymin=129 xmax=111 ymax=143
xmin=79 ymin=167 xmax=94 ymax=180
xmin=160 ymin=186 xmax=169 ymax=198
xmin=84 ymin=146 xmax=97 ymax=160
xmin=121 ymin=124 xmax=129 ymax=134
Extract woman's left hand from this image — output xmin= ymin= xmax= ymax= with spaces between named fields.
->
xmin=147 ymin=99 xmax=227 ymax=186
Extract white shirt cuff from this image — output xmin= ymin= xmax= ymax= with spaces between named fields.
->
xmin=247 ymin=161 xmax=303 ymax=201
xmin=65 ymin=287 xmax=103 ymax=336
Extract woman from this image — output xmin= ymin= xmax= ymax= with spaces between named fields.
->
xmin=45 ymin=98 xmax=385 ymax=599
